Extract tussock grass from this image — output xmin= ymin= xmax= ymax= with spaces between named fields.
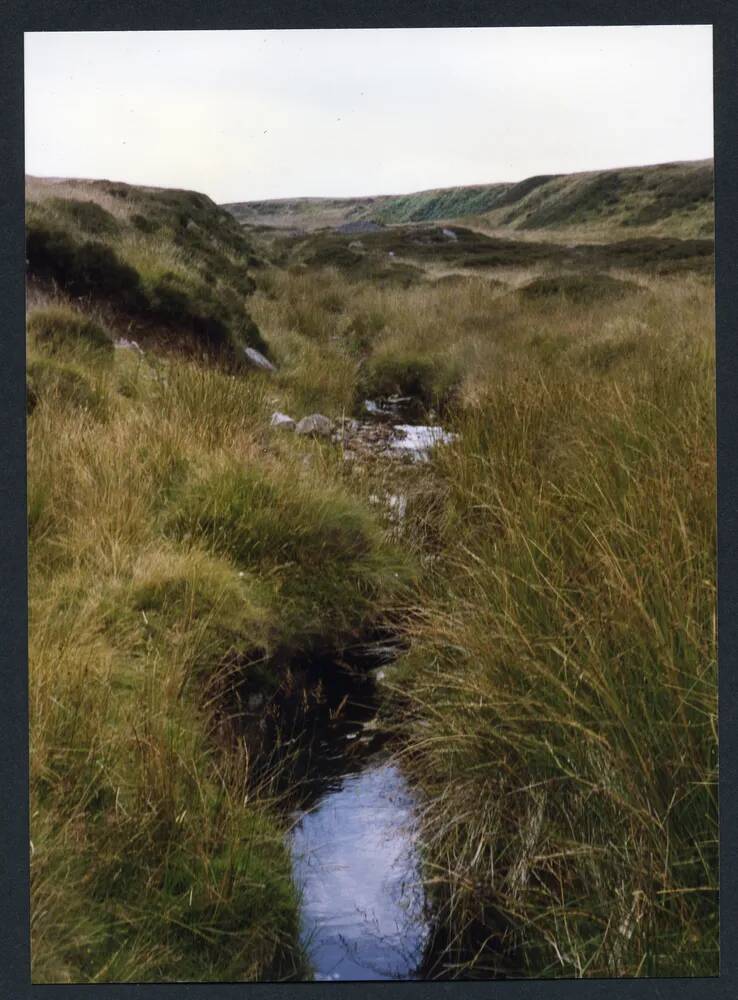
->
xmin=28 ymin=304 xmax=114 ymax=365
xmin=28 ymin=174 xmax=716 ymax=982
xmin=386 ymin=280 xmax=717 ymax=978
xmin=27 ymin=331 xmax=408 ymax=981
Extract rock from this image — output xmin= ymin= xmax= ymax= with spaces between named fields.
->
xmin=270 ymin=411 xmax=296 ymax=431
xmin=295 ymin=413 xmax=333 ymax=438
xmin=244 ymin=347 xmax=277 ymax=373
xmin=114 ymin=337 xmax=144 ymax=354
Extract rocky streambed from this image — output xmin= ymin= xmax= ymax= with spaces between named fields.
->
xmin=261 ymin=396 xmax=457 ymax=980
xmin=271 ymin=396 xmax=457 ymax=466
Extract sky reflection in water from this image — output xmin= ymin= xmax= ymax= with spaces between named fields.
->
xmin=291 ymin=760 xmax=429 ymax=981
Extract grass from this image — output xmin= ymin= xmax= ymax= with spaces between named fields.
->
xmin=26 ymin=179 xmax=267 ymax=362
xmin=27 ymin=302 xmax=410 ymax=980
xmin=223 ymin=159 xmax=713 ymax=238
xmin=27 ymin=172 xmax=716 ymax=983
xmin=383 ymin=279 xmax=717 ymax=979
xmin=28 ymin=304 xmax=114 ymax=364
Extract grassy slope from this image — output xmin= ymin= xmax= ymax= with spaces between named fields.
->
xmin=26 ymin=176 xmax=267 ymax=360
xmin=27 ymin=170 xmax=717 ymax=982
xmin=26 ymin=178 xmax=412 ymax=983
xmin=224 ymin=159 xmax=713 ymax=238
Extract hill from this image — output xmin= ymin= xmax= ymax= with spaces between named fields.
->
xmin=224 ymin=159 xmax=713 ymax=238
xmin=25 ymin=176 xmax=268 ymax=361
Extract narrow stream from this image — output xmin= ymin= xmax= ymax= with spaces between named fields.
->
xmin=285 ymin=665 xmax=430 ymax=982
xmin=283 ymin=401 xmax=454 ymax=981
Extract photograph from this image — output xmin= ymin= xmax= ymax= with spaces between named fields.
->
xmin=23 ymin=24 xmax=717 ymax=983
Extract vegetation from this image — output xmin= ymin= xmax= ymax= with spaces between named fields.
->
xmin=225 ymin=159 xmax=713 ymax=238
xmin=26 ymin=178 xmax=267 ymax=361
xmin=388 ymin=278 xmax=717 ymax=978
xmin=27 ymin=168 xmax=716 ymax=982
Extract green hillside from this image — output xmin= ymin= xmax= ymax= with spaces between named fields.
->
xmin=224 ymin=159 xmax=713 ymax=238
xmin=26 ymin=176 xmax=267 ymax=361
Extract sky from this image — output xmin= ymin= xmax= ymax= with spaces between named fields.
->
xmin=24 ymin=26 xmax=713 ymax=204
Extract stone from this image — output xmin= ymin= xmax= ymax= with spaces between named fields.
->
xmin=270 ymin=411 xmax=296 ymax=431
xmin=114 ymin=337 xmax=144 ymax=354
xmin=295 ymin=413 xmax=333 ymax=438
xmin=244 ymin=347 xmax=277 ymax=373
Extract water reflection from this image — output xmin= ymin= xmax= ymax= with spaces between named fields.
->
xmin=291 ymin=760 xmax=429 ymax=981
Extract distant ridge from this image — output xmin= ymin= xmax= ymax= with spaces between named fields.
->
xmin=223 ymin=159 xmax=713 ymax=238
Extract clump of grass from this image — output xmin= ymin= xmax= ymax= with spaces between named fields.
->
xmin=165 ymin=460 xmax=411 ymax=652
xmin=29 ymin=566 xmax=304 ymax=983
xmin=363 ymin=348 xmax=461 ymax=411
xmin=390 ymin=303 xmax=717 ymax=979
xmin=26 ymin=357 xmax=109 ymax=418
xmin=26 ymin=353 xmax=316 ymax=982
xmin=518 ymin=272 xmax=641 ymax=305
xmin=28 ymin=305 xmax=114 ymax=364
xmin=47 ymin=197 xmax=120 ymax=236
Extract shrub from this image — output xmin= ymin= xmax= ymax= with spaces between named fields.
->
xmin=28 ymin=306 xmax=114 ymax=364
xmin=144 ymin=270 xmax=267 ymax=357
xmin=71 ymin=242 xmax=143 ymax=305
xmin=48 ymin=198 xmax=119 ymax=236
xmin=131 ymin=213 xmax=159 ymax=234
xmin=26 ymin=221 xmax=144 ymax=309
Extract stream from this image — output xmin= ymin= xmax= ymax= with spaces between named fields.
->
xmin=283 ymin=398 xmax=455 ymax=981
xmin=286 ymin=666 xmax=430 ymax=981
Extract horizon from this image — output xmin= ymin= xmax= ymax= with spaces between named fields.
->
xmin=25 ymin=27 xmax=713 ymax=204
xmin=26 ymin=154 xmax=715 ymax=207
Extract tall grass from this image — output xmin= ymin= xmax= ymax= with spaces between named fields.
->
xmin=387 ymin=281 xmax=717 ymax=978
xmin=27 ymin=182 xmax=716 ymax=982
xmin=27 ymin=312 xmax=407 ymax=981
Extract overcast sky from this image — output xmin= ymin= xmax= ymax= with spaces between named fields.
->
xmin=24 ymin=26 xmax=713 ymax=204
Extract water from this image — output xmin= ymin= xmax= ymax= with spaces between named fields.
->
xmin=284 ymin=670 xmax=429 ymax=980
xmin=390 ymin=424 xmax=457 ymax=460
xmin=291 ymin=758 xmax=429 ymax=981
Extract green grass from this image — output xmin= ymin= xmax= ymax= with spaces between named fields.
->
xmin=28 ymin=173 xmax=716 ymax=983
xmin=224 ymin=159 xmax=713 ymax=239
xmin=28 ymin=304 xmax=114 ymax=364
xmin=26 ymin=178 xmax=267 ymax=361
xmin=385 ymin=286 xmax=717 ymax=978
xmin=27 ymin=305 xmax=415 ymax=980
